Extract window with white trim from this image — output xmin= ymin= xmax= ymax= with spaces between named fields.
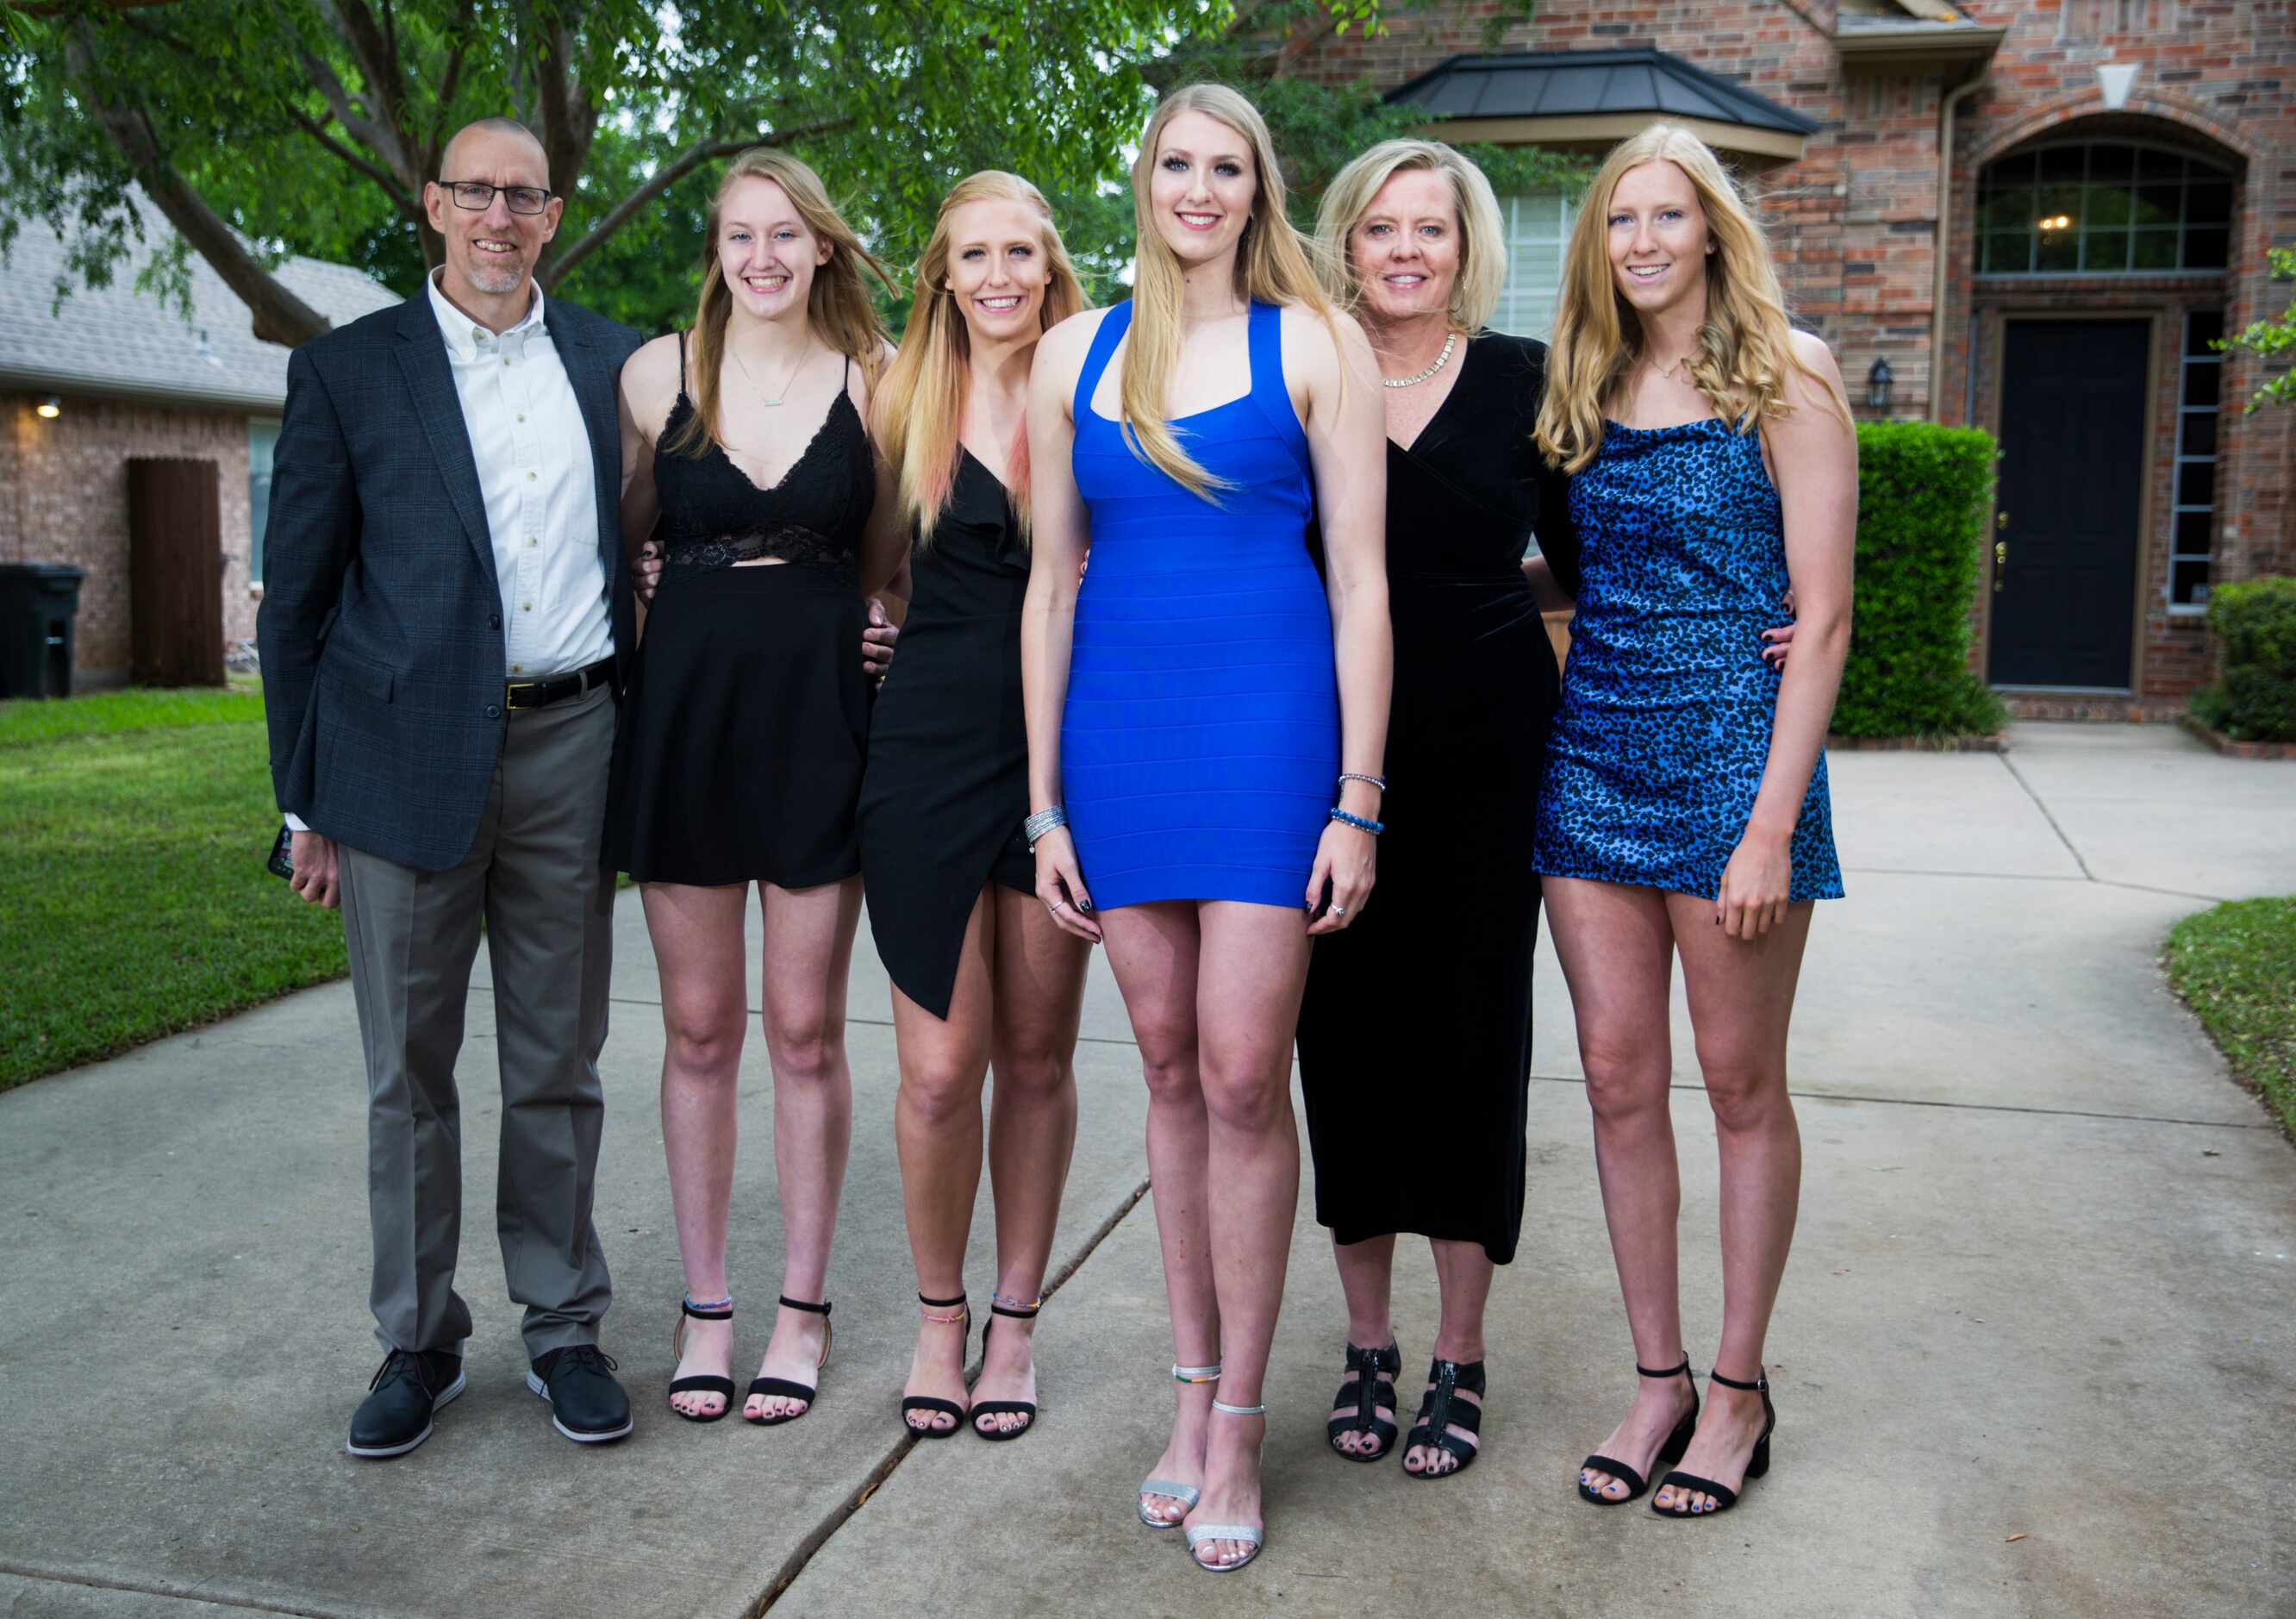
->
xmin=248 ymin=419 xmax=281 ymax=584
xmin=2168 ymin=310 xmax=2221 ymax=612
xmin=1491 ymin=191 xmax=1576 ymax=339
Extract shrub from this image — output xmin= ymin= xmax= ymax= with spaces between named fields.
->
xmin=1831 ymin=421 xmax=2006 ymax=738
xmin=2190 ymin=577 xmax=2296 ymax=742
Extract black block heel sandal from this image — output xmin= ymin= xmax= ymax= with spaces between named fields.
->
xmin=666 ymin=1295 xmax=736 ymax=1422
xmin=1653 ymin=1367 xmax=1774 ymax=1518
xmin=1402 ymin=1357 xmax=1484 ymax=1480
xmin=900 ymin=1291 xmax=970 ymax=1439
xmin=1326 ymin=1341 xmax=1401 ymax=1461
xmin=1578 ymin=1357 xmax=1699 ymax=1505
xmin=744 ymin=1295 xmax=833 ymax=1427
xmin=971 ymin=1292 xmax=1041 ymax=1441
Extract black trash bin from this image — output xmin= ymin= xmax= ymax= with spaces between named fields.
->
xmin=0 ymin=563 xmax=87 ymax=699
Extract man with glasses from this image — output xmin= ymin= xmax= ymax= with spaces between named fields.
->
xmin=258 ymin=116 xmax=644 ymax=1459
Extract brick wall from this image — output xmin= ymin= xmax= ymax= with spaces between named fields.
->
xmin=1 ymin=391 xmax=257 ymax=688
xmin=1280 ymin=0 xmax=2296 ymax=701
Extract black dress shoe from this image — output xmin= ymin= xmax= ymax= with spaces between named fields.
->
xmin=348 ymin=1348 xmax=465 ymax=1460
xmin=527 ymin=1345 xmax=633 ymax=1444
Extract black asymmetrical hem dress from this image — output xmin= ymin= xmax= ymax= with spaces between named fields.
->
xmin=858 ymin=452 xmax=1034 ymax=1019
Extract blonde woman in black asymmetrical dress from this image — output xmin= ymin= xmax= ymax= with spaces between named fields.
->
xmin=606 ymin=148 xmax=908 ymax=1428
xmin=855 ymin=172 xmax=1093 ymax=1442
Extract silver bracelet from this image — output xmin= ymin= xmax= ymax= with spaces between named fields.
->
xmin=1023 ymin=806 xmax=1068 ymax=847
xmin=1338 ymin=772 xmax=1388 ymax=795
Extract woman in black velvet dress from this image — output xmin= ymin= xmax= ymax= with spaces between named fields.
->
xmin=1296 ymin=141 xmax=1582 ymax=1481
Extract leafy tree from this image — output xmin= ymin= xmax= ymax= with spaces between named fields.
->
xmin=2218 ymin=245 xmax=2296 ymax=413
xmin=0 ymin=0 xmax=1233 ymax=341
xmin=2 ymin=0 xmax=1573 ymax=342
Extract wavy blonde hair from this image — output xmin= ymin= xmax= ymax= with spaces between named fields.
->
xmin=1122 ymin=83 xmax=1338 ymax=500
xmin=1313 ymin=138 xmax=1505 ymax=334
xmin=666 ymin=147 xmax=895 ymax=459
xmin=1534 ymin=123 xmax=1843 ymax=474
xmin=872 ymin=172 xmax=1083 ymax=547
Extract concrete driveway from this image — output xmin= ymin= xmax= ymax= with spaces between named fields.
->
xmin=1 ymin=722 xmax=2289 ymax=1618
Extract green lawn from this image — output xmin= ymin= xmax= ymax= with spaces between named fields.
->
xmin=2166 ymin=897 xmax=2296 ymax=1139
xmin=0 ymin=684 xmax=346 ymax=1090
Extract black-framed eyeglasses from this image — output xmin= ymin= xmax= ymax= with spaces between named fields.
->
xmin=438 ymin=179 xmax=554 ymax=216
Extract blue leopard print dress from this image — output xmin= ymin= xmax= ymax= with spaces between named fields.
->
xmin=1532 ymin=416 xmax=1843 ymax=902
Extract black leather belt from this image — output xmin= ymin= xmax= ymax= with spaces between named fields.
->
xmin=505 ymin=657 xmax=614 ymax=709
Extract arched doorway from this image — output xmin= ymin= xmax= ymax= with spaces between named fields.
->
xmin=1974 ymin=132 xmax=2239 ymax=691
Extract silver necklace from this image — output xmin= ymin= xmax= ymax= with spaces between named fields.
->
xmin=730 ymin=340 xmax=810 ymax=408
xmin=1382 ymin=330 xmax=1457 ymax=390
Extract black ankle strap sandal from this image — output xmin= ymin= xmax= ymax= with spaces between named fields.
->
xmin=902 ymin=1291 xmax=970 ymax=1440
xmin=1653 ymin=1367 xmax=1774 ymax=1519
xmin=1326 ymin=1341 xmax=1401 ymax=1462
xmin=744 ymin=1295 xmax=833 ymax=1428
xmin=667 ymin=1295 xmax=735 ymax=1424
xmin=970 ymin=1291 xmax=1042 ymax=1443
xmin=1403 ymin=1357 xmax=1485 ymax=1481
xmin=1578 ymin=1358 xmax=1699 ymax=1505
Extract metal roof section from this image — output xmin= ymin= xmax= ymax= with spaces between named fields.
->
xmin=1386 ymin=48 xmax=1822 ymax=135
xmin=0 ymin=200 xmax=398 ymax=414
xmin=1384 ymin=47 xmax=1822 ymax=161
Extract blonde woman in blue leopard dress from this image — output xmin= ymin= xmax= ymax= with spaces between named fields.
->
xmin=1531 ymin=124 xmax=1855 ymax=1522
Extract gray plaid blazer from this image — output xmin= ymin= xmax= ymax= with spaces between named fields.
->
xmin=257 ymin=292 xmax=642 ymax=872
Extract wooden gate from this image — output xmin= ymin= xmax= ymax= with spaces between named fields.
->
xmin=127 ymin=457 xmax=225 ymax=687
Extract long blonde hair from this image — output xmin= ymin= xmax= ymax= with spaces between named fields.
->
xmin=872 ymin=172 xmax=1083 ymax=547
xmin=1313 ymin=138 xmax=1506 ymax=334
xmin=666 ymin=147 xmax=895 ymax=459
xmin=1534 ymin=123 xmax=1843 ymax=474
xmin=1123 ymin=84 xmax=1338 ymax=500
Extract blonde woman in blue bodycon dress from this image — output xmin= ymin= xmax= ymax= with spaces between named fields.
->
xmin=1020 ymin=84 xmax=1389 ymax=1573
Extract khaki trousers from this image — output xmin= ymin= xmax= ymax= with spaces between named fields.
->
xmin=337 ymin=682 xmax=616 ymax=1359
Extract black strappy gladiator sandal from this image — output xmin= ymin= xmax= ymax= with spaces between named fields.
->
xmin=1653 ymin=1367 xmax=1775 ymax=1519
xmin=1578 ymin=1357 xmax=1699 ymax=1505
xmin=744 ymin=1295 xmax=833 ymax=1428
xmin=666 ymin=1295 xmax=736 ymax=1422
xmin=1402 ymin=1357 xmax=1485 ymax=1481
xmin=971 ymin=1292 xmax=1041 ymax=1441
xmin=900 ymin=1292 xmax=970 ymax=1439
xmin=1326 ymin=1341 xmax=1401 ymax=1461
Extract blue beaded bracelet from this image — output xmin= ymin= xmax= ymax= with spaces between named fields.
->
xmin=1329 ymin=807 xmax=1384 ymax=835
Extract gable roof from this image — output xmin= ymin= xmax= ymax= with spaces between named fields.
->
xmin=0 ymin=203 xmax=400 ymax=415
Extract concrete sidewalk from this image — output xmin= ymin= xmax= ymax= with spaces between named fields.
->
xmin=2 ymin=722 xmax=2290 ymax=1618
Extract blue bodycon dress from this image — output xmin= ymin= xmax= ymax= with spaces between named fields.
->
xmin=1532 ymin=416 xmax=1844 ymax=902
xmin=1063 ymin=300 xmax=1338 ymax=910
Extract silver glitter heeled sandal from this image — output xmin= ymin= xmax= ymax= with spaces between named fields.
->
xmin=1183 ymin=1397 xmax=1268 ymax=1573
xmin=1138 ymin=1360 xmax=1220 ymax=1528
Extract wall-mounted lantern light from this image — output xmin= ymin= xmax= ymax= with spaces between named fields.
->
xmin=34 ymin=395 xmax=62 ymax=420
xmin=1866 ymin=358 xmax=1894 ymax=414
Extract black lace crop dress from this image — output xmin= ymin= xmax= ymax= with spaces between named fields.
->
xmin=605 ymin=349 xmax=876 ymax=887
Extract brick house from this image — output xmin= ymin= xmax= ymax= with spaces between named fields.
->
xmin=1280 ymin=0 xmax=2295 ymax=706
xmin=0 ymin=209 xmax=395 ymax=689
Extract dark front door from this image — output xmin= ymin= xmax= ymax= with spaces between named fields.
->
xmin=1989 ymin=319 xmax=2150 ymax=688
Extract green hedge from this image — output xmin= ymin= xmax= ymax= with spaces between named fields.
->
xmin=2190 ymin=577 xmax=2296 ymax=742
xmin=1831 ymin=421 xmax=2006 ymax=738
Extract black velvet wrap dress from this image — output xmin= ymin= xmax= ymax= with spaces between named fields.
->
xmin=1296 ymin=331 xmax=1580 ymax=1265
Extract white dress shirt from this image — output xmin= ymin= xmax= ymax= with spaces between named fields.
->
xmin=426 ymin=270 xmax=614 ymax=681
